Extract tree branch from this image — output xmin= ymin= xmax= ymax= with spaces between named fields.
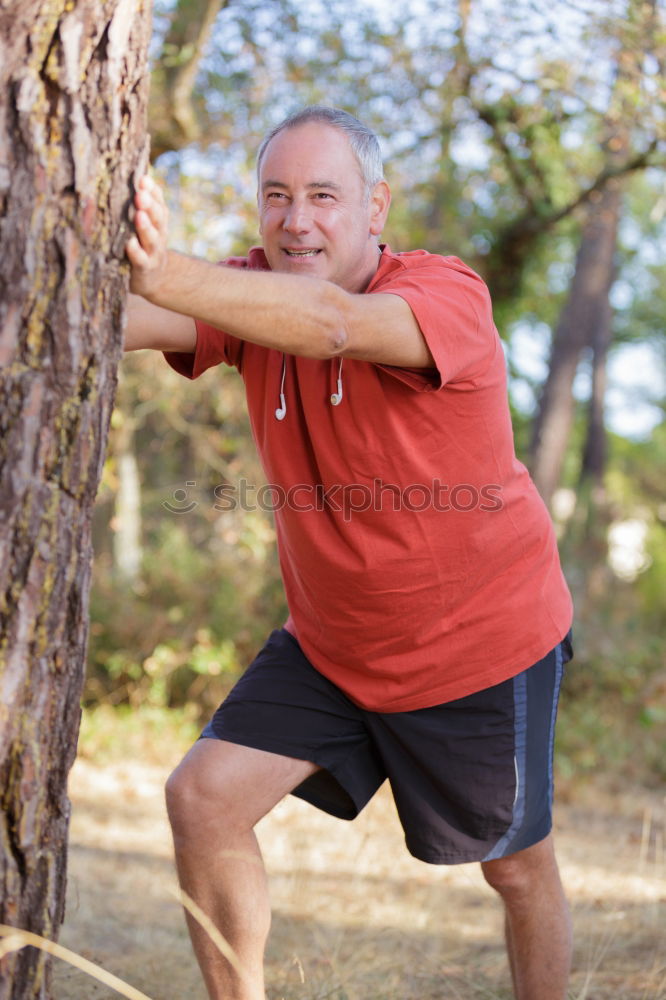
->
xmin=150 ymin=0 xmax=232 ymax=158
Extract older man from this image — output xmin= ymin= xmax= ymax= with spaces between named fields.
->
xmin=125 ymin=105 xmax=574 ymax=1000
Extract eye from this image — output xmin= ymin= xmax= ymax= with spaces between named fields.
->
xmin=266 ymin=191 xmax=287 ymax=202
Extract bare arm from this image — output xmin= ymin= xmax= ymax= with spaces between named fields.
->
xmin=125 ymin=177 xmax=433 ymax=367
xmin=124 ymin=293 xmax=197 ymax=352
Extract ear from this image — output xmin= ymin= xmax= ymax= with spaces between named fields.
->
xmin=369 ymin=180 xmax=391 ymax=236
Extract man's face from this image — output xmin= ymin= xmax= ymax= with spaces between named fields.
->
xmin=258 ymin=122 xmax=390 ymax=294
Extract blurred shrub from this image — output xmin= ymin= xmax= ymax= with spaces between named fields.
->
xmin=87 ymin=494 xmax=286 ymax=721
xmin=556 ymin=551 xmax=666 ymax=788
xmin=77 ymin=702 xmax=201 ymax=764
xmin=86 ymin=352 xmax=287 ymax=720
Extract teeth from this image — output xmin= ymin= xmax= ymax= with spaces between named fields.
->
xmin=285 ymin=249 xmax=320 ymax=257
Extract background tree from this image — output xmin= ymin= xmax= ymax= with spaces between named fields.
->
xmin=529 ymin=0 xmax=663 ymax=509
xmin=0 ymin=0 xmax=151 ymax=995
xmin=149 ymin=0 xmax=232 ymax=157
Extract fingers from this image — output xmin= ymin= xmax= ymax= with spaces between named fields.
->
xmin=134 ymin=207 xmax=161 ymax=256
xmin=126 ymin=174 xmax=169 ymax=296
xmin=133 ymin=175 xmax=168 ymax=249
xmin=125 ymin=233 xmax=150 ymax=269
xmin=136 ymin=175 xmax=166 ymax=221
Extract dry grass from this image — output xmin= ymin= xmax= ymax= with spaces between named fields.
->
xmin=50 ymin=709 xmax=665 ymax=1000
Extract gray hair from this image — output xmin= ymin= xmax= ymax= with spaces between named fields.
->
xmin=256 ymin=106 xmax=385 ymax=193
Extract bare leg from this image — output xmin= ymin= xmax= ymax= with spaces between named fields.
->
xmin=165 ymin=739 xmax=319 ymax=1000
xmin=481 ymin=834 xmax=572 ymax=1000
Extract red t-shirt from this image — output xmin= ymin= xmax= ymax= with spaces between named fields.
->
xmin=165 ymin=246 xmax=572 ymax=711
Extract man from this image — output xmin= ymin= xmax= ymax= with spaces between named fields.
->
xmin=125 ymin=106 xmax=574 ymax=1000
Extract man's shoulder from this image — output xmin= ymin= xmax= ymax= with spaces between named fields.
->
xmin=373 ymin=246 xmax=487 ymax=290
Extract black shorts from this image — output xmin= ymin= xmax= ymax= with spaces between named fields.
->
xmin=201 ymin=628 xmax=572 ymax=864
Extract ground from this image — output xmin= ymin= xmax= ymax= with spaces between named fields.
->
xmin=52 ymin=712 xmax=665 ymax=1000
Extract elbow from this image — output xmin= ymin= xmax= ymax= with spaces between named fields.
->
xmin=312 ymin=287 xmax=351 ymax=359
xmin=321 ymin=322 xmax=348 ymax=358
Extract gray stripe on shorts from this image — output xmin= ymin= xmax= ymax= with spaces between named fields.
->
xmin=547 ymin=642 xmax=564 ymax=807
xmin=481 ymin=668 xmax=529 ymax=862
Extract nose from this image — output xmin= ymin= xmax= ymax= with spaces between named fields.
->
xmin=283 ymin=198 xmax=312 ymax=234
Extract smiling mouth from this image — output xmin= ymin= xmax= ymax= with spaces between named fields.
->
xmin=283 ymin=249 xmax=322 ymax=257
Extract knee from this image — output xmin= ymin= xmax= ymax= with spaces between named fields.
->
xmin=165 ymin=762 xmax=197 ymax=835
xmin=481 ymin=855 xmax=534 ymax=899
xmin=165 ymin=753 xmax=223 ymax=838
xmin=481 ymin=846 xmax=554 ymax=901
xmin=164 ymin=748 xmax=247 ymax=842
xmin=481 ymin=837 xmax=558 ymax=901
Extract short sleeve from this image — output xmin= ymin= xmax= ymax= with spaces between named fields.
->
xmin=164 ymin=321 xmax=244 ymax=380
xmin=371 ymin=255 xmax=498 ymax=391
xmin=161 ymin=250 xmax=271 ymax=379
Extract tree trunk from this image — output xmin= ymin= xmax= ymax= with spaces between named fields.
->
xmin=113 ymin=445 xmax=143 ymax=584
xmin=528 ymin=0 xmax=656 ymax=510
xmin=562 ymin=210 xmax=619 ymax=611
xmin=112 ymin=418 xmax=143 ymax=585
xmin=528 ymin=183 xmax=621 ymax=508
xmin=0 ymin=0 xmax=151 ymax=996
xmin=579 ymin=189 xmax=620 ymax=488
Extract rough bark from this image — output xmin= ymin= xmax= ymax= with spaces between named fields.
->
xmin=0 ymin=0 xmax=151 ymax=996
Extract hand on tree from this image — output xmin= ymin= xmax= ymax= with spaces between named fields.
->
xmin=126 ymin=175 xmax=170 ymax=299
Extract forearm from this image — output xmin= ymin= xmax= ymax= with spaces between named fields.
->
xmin=125 ymin=175 xmax=432 ymax=367
xmin=124 ymin=292 xmax=197 ymax=353
xmin=123 ymin=293 xmax=158 ymax=351
xmin=142 ymin=250 xmax=348 ymax=359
